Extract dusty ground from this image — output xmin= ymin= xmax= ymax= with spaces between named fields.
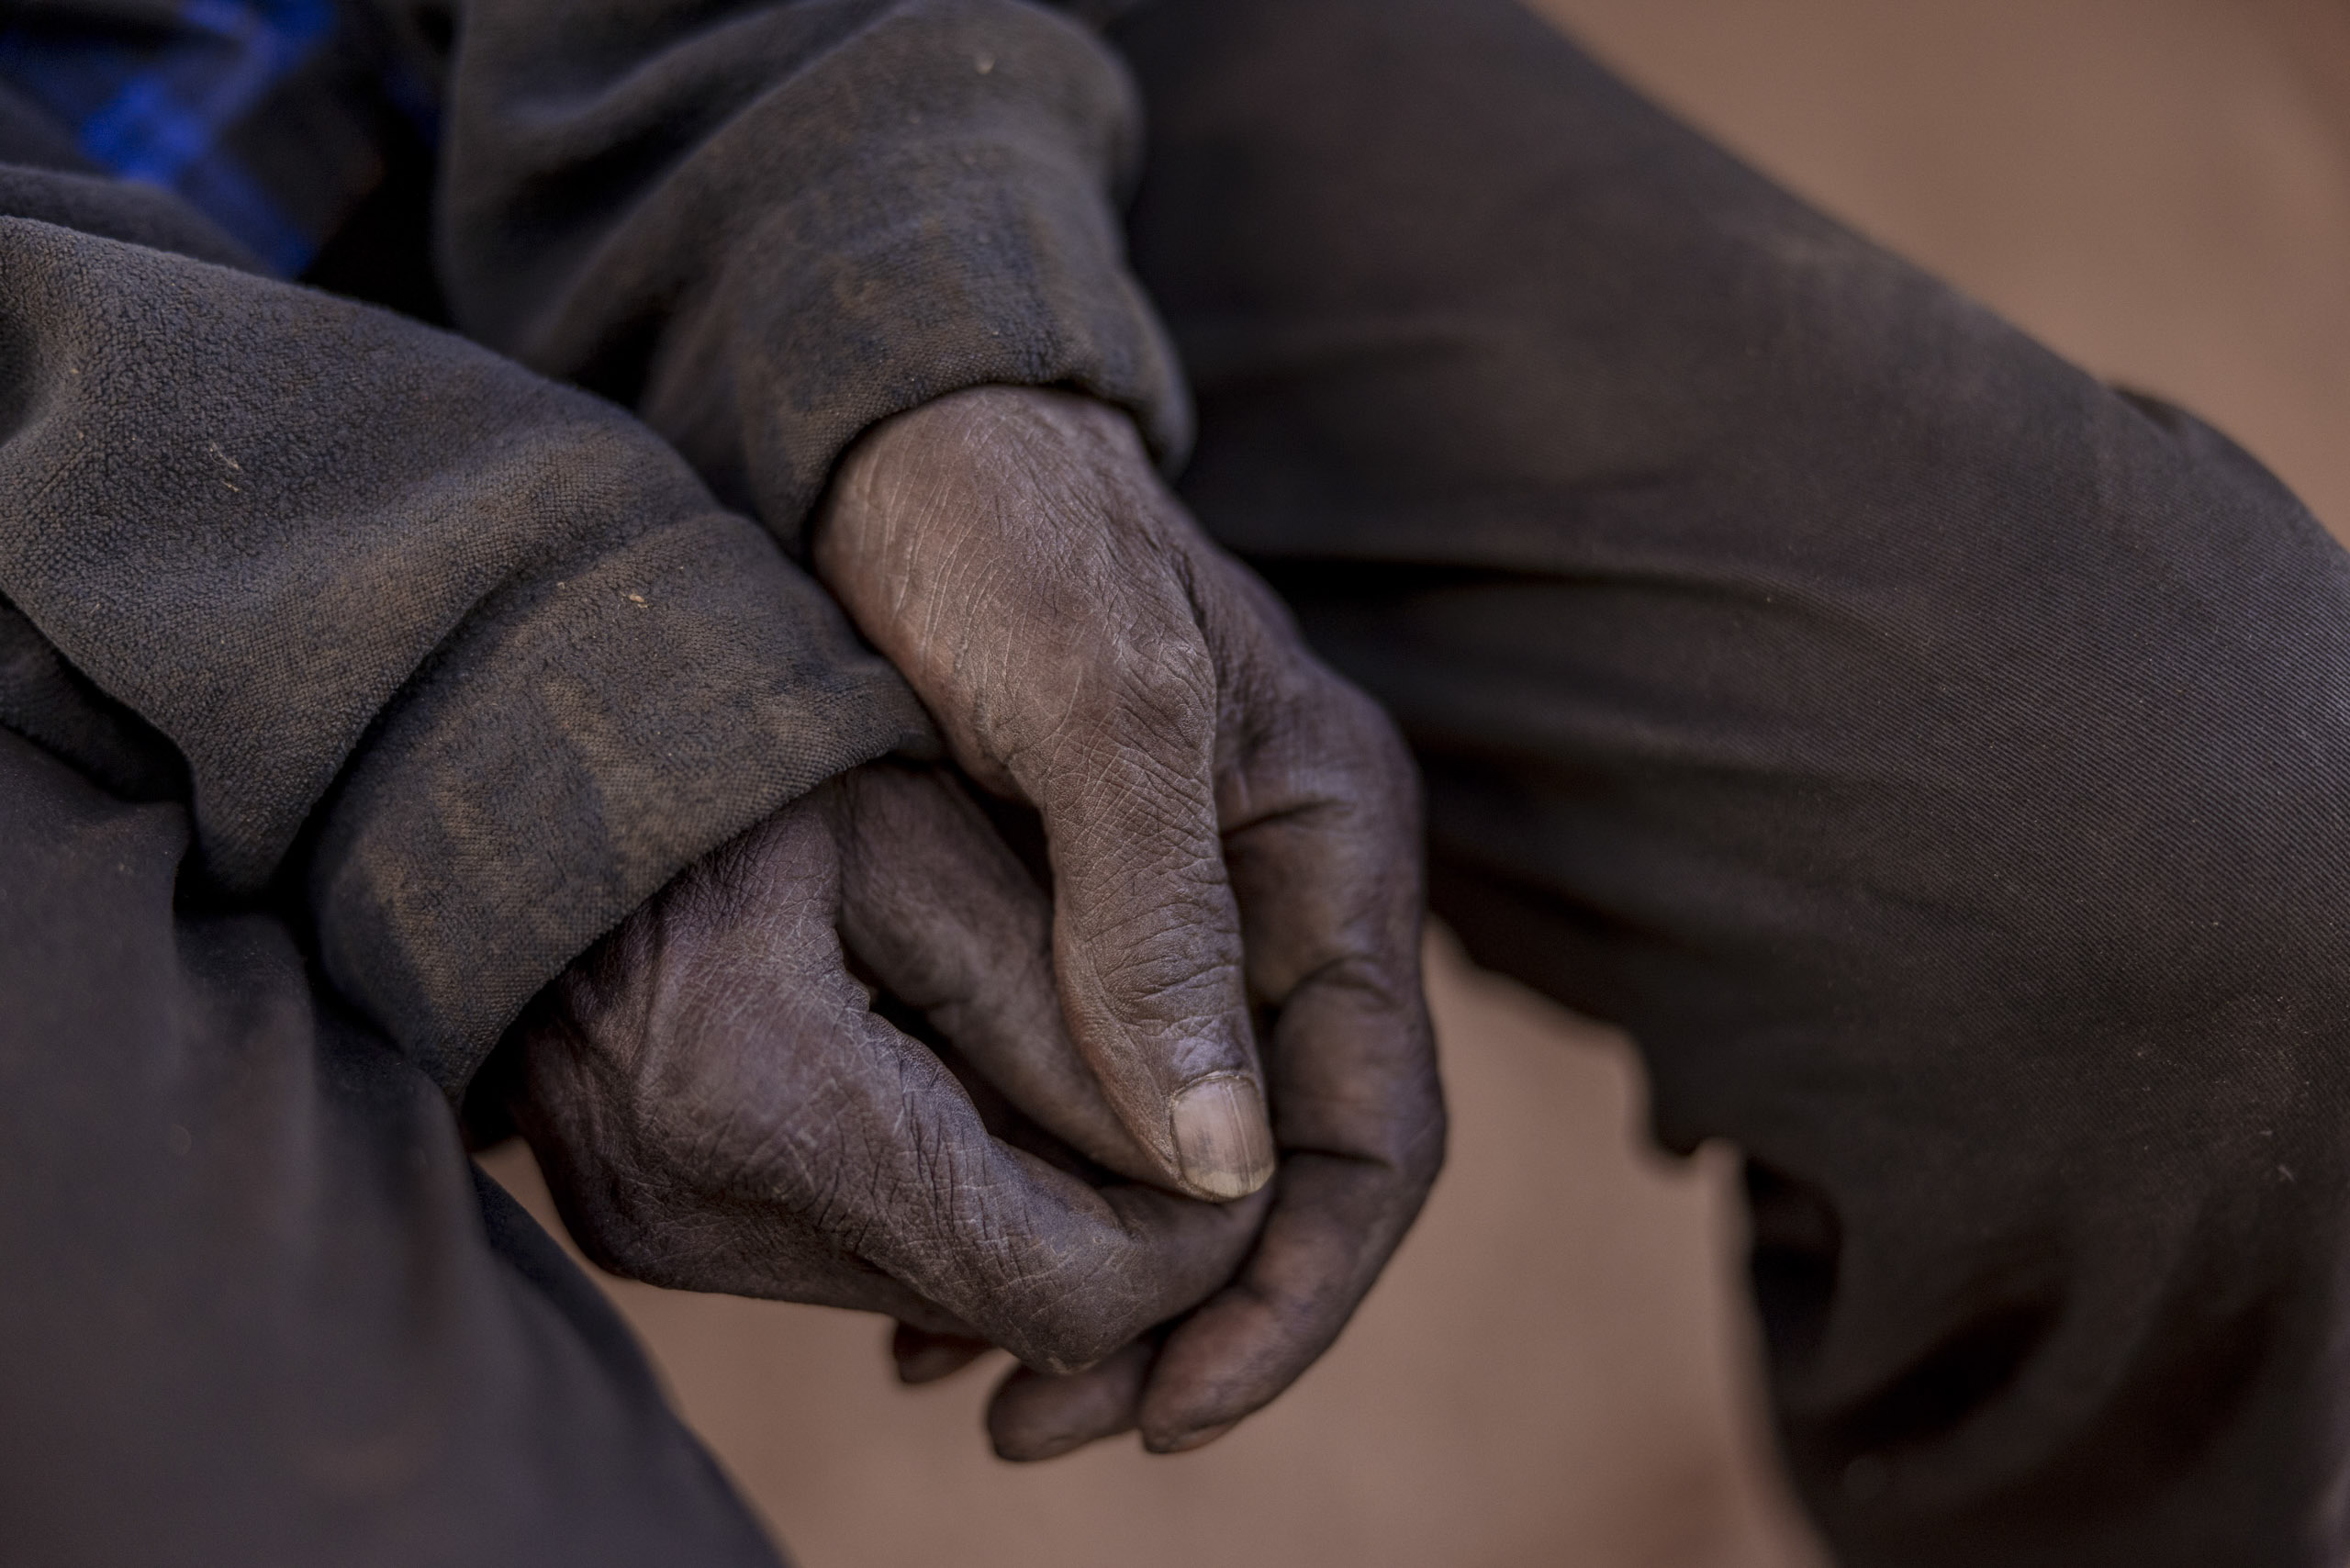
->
xmin=484 ymin=2 xmax=2350 ymax=1562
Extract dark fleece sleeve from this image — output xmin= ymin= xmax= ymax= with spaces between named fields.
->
xmin=437 ymin=0 xmax=1190 ymax=550
xmin=0 ymin=152 xmax=930 ymax=1096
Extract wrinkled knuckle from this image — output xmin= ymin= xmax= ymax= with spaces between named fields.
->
xmin=1109 ymin=628 xmax=1218 ymax=728
xmin=676 ymin=1119 xmax=772 ymax=1199
xmin=1015 ymin=1296 xmax=1133 ymax=1377
xmin=977 ymin=1231 xmax=1147 ymax=1374
xmin=1317 ymin=676 xmax=1416 ymax=778
xmin=1331 ymin=1072 xmax=1447 ymax=1203
xmin=554 ymin=1168 xmax=677 ymax=1284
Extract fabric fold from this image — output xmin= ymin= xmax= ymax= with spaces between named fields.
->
xmin=0 ymin=188 xmax=926 ymax=1093
xmin=441 ymin=0 xmax=1192 ymax=549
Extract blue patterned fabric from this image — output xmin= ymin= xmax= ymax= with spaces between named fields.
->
xmin=0 ymin=0 xmax=392 ymax=274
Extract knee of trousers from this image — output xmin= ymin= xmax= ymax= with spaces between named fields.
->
xmin=1411 ymin=650 xmax=2350 ymax=1565
xmin=1295 ymin=392 xmax=2350 ymax=1563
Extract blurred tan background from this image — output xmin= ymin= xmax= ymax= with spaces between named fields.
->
xmin=483 ymin=2 xmax=2350 ymax=1562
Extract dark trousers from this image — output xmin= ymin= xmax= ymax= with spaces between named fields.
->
xmin=6 ymin=2 xmax=2348 ymax=1563
xmin=1114 ymin=1 xmax=2350 ymax=1562
xmin=0 ymin=730 xmax=782 ymax=1566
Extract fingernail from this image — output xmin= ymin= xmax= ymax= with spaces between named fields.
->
xmin=1149 ymin=1419 xmax=1240 ymax=1454
xmin=1169 ymin=1075 xmax=1276 ymax=1200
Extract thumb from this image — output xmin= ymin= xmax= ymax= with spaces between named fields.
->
xmin=812 ymin=386 xmax=1273 ymax=1202
xmin=1024 ymin=638 xmax=1275 ymax=1202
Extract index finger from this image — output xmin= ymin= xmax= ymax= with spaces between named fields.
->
xmin=1030 ymin=644 xmax=1278 ymax=1203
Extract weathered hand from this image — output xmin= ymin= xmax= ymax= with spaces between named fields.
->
xmin=814 ymin=386 xmax=1446 ymax=1455
xmin=504 ymin=762 xmax=1264 ymax=1374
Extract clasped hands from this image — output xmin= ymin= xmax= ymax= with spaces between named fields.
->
xmin=504 ymin=387 xmax=1444 ymax=1458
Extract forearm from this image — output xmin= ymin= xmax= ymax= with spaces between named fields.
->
xmin=0 ymin=151 xmax=926 ymax=1095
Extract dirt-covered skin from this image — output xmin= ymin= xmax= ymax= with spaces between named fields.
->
xmin=506 ymin=763 xmax=1269 ymax=1379
xmin=813 ymin=386 xmax=1447 ymax=1458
